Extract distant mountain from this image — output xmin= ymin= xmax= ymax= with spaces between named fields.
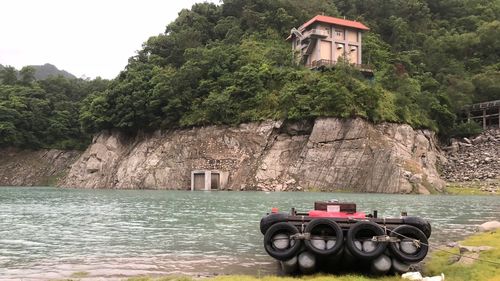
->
xmin=0 ymin=63 xmax=76 ymax=80
xmin=29 ymin=63 xmax=76 ymax=80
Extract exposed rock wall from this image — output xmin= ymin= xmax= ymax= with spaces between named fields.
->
xmin=61 ymin=118 xmax=445 ymax=194
xmin=0 ymin=148 xmax=81 ymax=186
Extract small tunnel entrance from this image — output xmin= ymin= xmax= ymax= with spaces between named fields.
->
xmin=211 ymin=172 xmax=220 ymax=190
xmin=191 ymin=170 xmax=227 ymax=191
xmin=193 ymin=173 xmax=205 ymax=190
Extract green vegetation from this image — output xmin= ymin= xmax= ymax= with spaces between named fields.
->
xmin=126 ymin=275 xmax=402 ymax=281
xmin=69 ymin=271 xmax=90 ymax=278
xmin=4 ymin=0 xmax=500 ymax=149
xmin=425 ymin=229 xmax=500 ymax=281
xmin=446 ymin=185 xmax=490 ymax=195
xmin=0 ymin=67 xmax=109 ymax=149
xmin=445 ymin=181 xmax=499 ymax=195
xmin=123 ymin=231 xmax=500 ymax=281
xmin=79 ymin=0 xmax=500 ymax=139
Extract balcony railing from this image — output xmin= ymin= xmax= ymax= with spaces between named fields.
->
xmin=308 ymin=59 xmax=373 ymax=71
xmin=302 ymin=29 xmax=329 ymax=38
xmin=463 ymin=99 xmax=500 ymax=111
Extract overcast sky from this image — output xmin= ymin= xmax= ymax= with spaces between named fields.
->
xmin=0 ymin=0 xmax=218 ymax=79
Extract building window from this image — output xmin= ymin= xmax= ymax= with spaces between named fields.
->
xmin=335 ymin=29 xmax=343 ymax=38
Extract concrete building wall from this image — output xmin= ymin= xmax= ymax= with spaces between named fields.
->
xmin=348 ymin=45 xmax=358 ymax=63
xmin=334 ymin=28 xmax=345 ymax=40
xmin=346 ymin=28 xmax=358 ymax=42
xmin=320 ymin=40 xmax=332 ymax=60
xmin=293 ymin=24 xmax=364 ymax=65
xmin=335 ymin=43 xmax=345 ymax=61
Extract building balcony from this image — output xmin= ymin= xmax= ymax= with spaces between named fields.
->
xmin=463 ymin=99 xmax=500 ymax=112
xmin=307 ymin=59 xmax=374 ymax=77
xmin=309 ymin=59 xmax=370 ymax=69
xmin=302 ymin=29 xmax=329 ymax=39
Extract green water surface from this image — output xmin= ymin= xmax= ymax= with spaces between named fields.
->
xmin=0 ymin=187 xmax=498 ymax=280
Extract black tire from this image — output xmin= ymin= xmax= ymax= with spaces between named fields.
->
xmin=260 ymin=213 xmax=288 ymax=235
xmin=403 ymin=216 xmax=432 ymax=238
xmin=388 ymin=225 xmax=429 ymax=263
xmin=346 ymin=221 xmax=387 ymax=260
xmin=264 ymin=222 xmax=302 ymax=261
xmin=304 ymin=219 xmax=344 ymax=256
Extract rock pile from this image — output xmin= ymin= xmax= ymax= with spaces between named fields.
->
xmin=441 ymin=129 xmax=500 ymax=183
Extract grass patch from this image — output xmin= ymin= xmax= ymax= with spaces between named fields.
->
xmin=128 ymin=277 xmax=193 ymax=281
xmin=424 ymin=230 xmax=500 ymax=281
xmin=69 ymin=271 xmax=89 ymax=278
xmin=127 ymin=275 xmax=403 ymax=281
xmin=129 ymin=231 xmax=500 ymax=281
xmin=445 ymin=185 xmax=490 ymax=195
xmin=445 ymin=180 xmax=499 ymax=196
xmin=210 ymin=275 xmax=402 ymax=281
xmin=304 ymin=186 xmax=356 ymax=193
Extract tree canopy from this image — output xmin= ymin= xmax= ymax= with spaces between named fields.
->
xmin=79 ymin=0 xmax=499 ymax=139
xmin=3 ymin=0 xmax=499 ymax=149
xmin=0 ymin=68 xmax=109 ymax=149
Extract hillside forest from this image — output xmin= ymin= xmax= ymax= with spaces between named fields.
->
xmin=1 ymin=0 xmax=499 ymax=149
xmin=0 ymin=65 xmax=108 ymax=149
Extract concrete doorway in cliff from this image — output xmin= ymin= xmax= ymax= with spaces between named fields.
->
xmin=191 ymin=170 xmax=226 ymax=190
xmin=193 ymin=172 xmax=205 ymax=190
xmin=211 ymin=172 xmax=220 ymax=190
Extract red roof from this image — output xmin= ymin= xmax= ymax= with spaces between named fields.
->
xmin=299 ymin=15 xmax=369 ymax=31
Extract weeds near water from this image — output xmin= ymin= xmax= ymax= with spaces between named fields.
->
xmin=70 ymin=271 xmax=89 ymax=278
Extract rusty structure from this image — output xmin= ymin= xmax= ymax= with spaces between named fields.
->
xmin=462 ymin=99 xmax=500 ymax=129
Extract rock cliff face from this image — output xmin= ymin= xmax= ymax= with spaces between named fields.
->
xmin=0 ymin=148 xmax=81 ymax=186
xmin=61 ymin=118 xmax=445 ymax=194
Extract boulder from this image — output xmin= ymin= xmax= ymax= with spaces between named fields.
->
xmin=409 ymin=174 xmax=423 ymax=184
xmin=478 ymin=220 xmax=500 ymax=232
xmin=459 ymin=245 xmax=494 ymax=253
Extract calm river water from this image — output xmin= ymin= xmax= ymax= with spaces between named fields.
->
xmin=0 ymin=187 xmax=498 ymax=280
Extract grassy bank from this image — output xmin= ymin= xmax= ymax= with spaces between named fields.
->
xmin=445 ymin=185 xmax=492 ymax=195
xmin=124 ymin=230 xmax=499 ymax=281
xmin=445 ymin=180 xmax=499 ymax=195
xmin=424 ymin=229 xmax=500 ymax=281
xmin=128 ymin=275 xmax=402 ymax=281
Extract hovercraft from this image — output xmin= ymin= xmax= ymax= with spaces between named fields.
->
xmin=260 ymin=200 xmax=431 ymax=275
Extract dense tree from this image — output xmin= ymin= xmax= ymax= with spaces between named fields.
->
xmin=0 ymin=66 xmax=18 ymax=85
xmin=19 ymin=66 xmax=36 ymax=85
xmin=0 ymin=71 xmax=110 ymax=149
xmin=79 ymin=0 xmax=500 ymax=139
xmin=5 ymin=0 xmax=500 ymax=149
